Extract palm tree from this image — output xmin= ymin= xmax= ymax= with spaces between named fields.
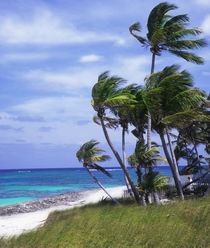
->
xmin=129 ymin=2 xmax=206 ymax=151
xmin=76 ymin=140 xmax=120 ymax=205
xmin=113 ymin=84 xmax=141 ymax=197
xmin=142 ymin=65 xmax=206 ymax=200
xmin=128 ymin=140 xmax=167 ymax=205
xmin=91 ymin=71 xmax=141 ymax=204
xmin=140 ymin=172 xmax=170 ymax=205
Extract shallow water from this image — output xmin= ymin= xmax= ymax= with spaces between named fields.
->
xmin=0 ymin=167 xmax=175 ymax=206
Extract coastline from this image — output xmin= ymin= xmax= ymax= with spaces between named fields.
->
xmin=0 ymin=186 xmax=126 ymax=238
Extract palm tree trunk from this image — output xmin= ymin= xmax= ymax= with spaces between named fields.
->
xmin=192 ymin=138 xmax=202 ymax=174
xmin=150 ymin=52 xmax=155 ymax=75
xmin=142 ymin=194 xmax=147 ymax=206
xmin=166 ymin=127 xmax=185 ymax=198
xmin=184 ymin=140 xmax=191 ymax=166
xmin=147 ymin=52 xmax=156 ymax=173
xmin=166 ymin=127 xmax=180 ymax=174
xmin=100 ymin=117 xmax=141 ymax=204
xmin=153 ymin=192 xmax=160 ymax=205
xmin=85 ymin=167 xmax=120 ymax=205
xmin=136 ymin=167 xmax=147 ymax=206
xmin=147 ymin=193 xmax=152 ymax=204
xmin=159 ymin=130 xmax=184 ymax=200
xmin=122 ymin=126 xmax=134 ymax=198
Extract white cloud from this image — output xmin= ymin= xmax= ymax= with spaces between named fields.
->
xmin=195 ymin=0 xmax=210 ymax=6
xmin=202 ymin=71 xmax=210 ymax=75
xmin=201 ymin=15 xmax=210 ymax=35
xmin=22 ymin=68 xmax=100 ymax=92
xmin=19 ymin=55 xmax=151 ymax=93
xmin=80 ymin=54 xmax=102 ymax=63
xmin=11 ymin=96 xmax=94 ymax=120
xmin=0 ymin=9 xmax=125 ymax=45
xmin=112 ymin=55 xmax=151 ymax=84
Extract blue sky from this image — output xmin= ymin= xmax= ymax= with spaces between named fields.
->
xmin=0 ymin=0 xmax=209 ymax=169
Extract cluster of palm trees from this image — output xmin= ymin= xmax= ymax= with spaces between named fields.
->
xmin=76 ymin=2 xmax=209 ymax=206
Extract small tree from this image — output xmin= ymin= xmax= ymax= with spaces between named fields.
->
xmin=76 ymin=140 xmax=120 ymax=205
xmin=141 ymin=172 xmax=170 ymax=205
xmin=128 ymin=140 xmax=167 ymax=205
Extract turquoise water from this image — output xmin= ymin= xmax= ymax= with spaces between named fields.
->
xmin=0 ymin=167 xmax=173 ymax=206
xmin=0 ymin=197 xmax=35 ymax=206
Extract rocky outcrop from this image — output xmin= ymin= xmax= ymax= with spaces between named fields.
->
xmin=0 ymin=192 xmax=82 ymax=216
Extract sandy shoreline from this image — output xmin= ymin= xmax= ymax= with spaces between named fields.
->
xmin=0 ymin=186 xmax=126 ymax=238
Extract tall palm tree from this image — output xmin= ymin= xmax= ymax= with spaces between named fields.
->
xmin=76 ymin=140 xmax=120 ymax=205
xmin=91 ymin=71 xmax=141 ymax=204
xmin=142 ymin=65 xmax=206 ymax=199
xmin=112 ymin=84 xmax=140 ymax=196
xmin=129 ymin=2 xmax=206 ymax=151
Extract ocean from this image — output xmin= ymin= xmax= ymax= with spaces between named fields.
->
xmin=0 ymin=167 xmax=175 ymax=206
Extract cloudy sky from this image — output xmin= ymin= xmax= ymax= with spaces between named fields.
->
xmin=0 ymin=0 xmax=209 ymax=169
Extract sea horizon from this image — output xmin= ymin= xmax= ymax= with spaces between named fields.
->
xmin=0 ymin=165 xmax=182 ymax=171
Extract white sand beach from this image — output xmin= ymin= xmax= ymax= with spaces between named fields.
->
xmin=0 ymin=186 xmax=126 ymax=238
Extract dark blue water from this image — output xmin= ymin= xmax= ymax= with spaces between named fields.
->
xmin=0 ymin=167 xmax=173 ymax=206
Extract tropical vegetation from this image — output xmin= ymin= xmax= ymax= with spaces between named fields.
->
xmin=86 ymin=1 xmax=209 ymax=204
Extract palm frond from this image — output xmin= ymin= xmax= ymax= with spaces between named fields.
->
xmin=168 ymin=28 xmax=203 ymax=41
xmin=168 ymin=49 xmax=204 ymax=64
xmin=147 ymin=2 xmax=177 ymax=40
xmin=146 ymin=64 xmax=180 ymax=89
xmin=93 ymin=115 xmax=101 ymax=125
xmin=93 ymin=116 xmax=119 ymax=129
xmin=98 ymin=71 xmax=109 ymax=81
xmin=170 ymin=89 xmax=206 ymax=111
xmin=151 ymin=28 xmax=166 ymax=45
xmin=91 ymin=155 xmax=111 ymax=162
xmin=129 ymin=22 xmax=147 ymax=45
xmin=161 ymin=111 xmax=209 ymax=127
xmin=76 ymin=140 xmax=105 ymax=162
xmin=154 ymin=157 xmax=168 ymax=163
xmin=166 ymin=39 xmax=207 ymax=50
xmin=164 ymin=14 xmax=189 ymax=27
xmin=87 ymin=163 xmax=112 ymax=177
xmin=104 ymin=94 xmax=136 ymax=108
xmin=127 ymin=154 xmax=138 ymax=168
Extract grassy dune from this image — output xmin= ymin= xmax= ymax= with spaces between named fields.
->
xmin=0 ymin=197 xmax=209 ymax=248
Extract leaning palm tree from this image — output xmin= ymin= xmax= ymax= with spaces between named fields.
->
xmin=142 ymin=65 xmax=206 ymax=199
xmin=91 ymin=71 xmax=141 ymax=204
xmin=76 ymin=140 xmax=120 ymax=205
xmin=129 ymin=2 xmax=207 ymax=150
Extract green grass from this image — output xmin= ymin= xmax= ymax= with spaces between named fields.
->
xmin=0 ymin=197 xmax=209 ymax=248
